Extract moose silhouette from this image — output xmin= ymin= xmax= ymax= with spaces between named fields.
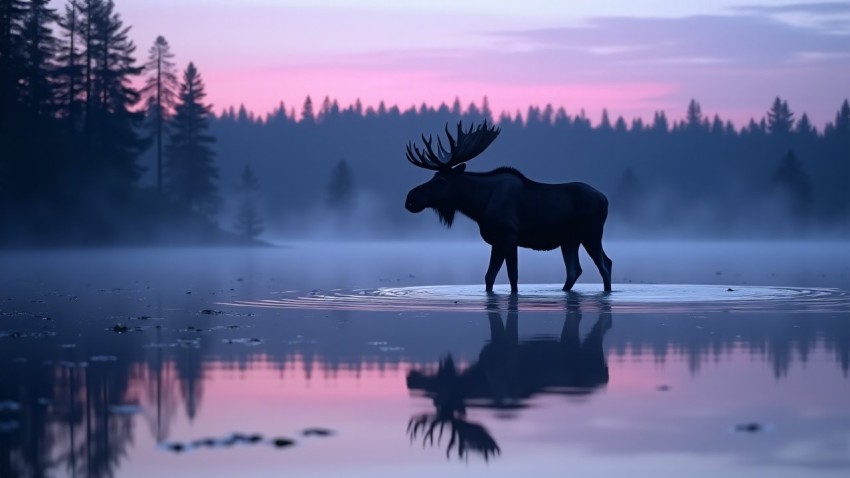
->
xmin=406 ymin=294 xmax=612 ymax=460
xmin=404 ymin=121 xmax=613 ymax=292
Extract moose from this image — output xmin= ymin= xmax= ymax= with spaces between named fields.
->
xmin=404 ymin=121 xmax=613 ymax=292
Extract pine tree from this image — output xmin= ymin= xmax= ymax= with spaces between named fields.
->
xmin=685 ymin=99 xmax=705 ymax=132
xmin=451 ymin=97 xmax=462 ymax=116
xmin=795 ymin=113 xmax=816 ymax=137
xmin=301 ymin=95 xmax=314 ymax=123
xmin=19 ymin=0 xmax=58 ymax=118
xmin=614 ymin=115 xmax=627 ymax=133
xmin=767 ymin=97 xmax=793 ymax=136
xmin=0 ymin=0 xmax=26 ymax=98
xmin=86 ymin=0 xmax=146 ymax=188
xmin=165 ymin=62 xmax=218 ymax=215
xmin=599 ymin=109 xmax=612 ymax=131
xmin=141 ymin=35 xmax=177 ymax=192
xmin=772 ymin=150 xmax=812 ymax=218
xmin=0 ymin=0 xmax=26 ymax=136
xmin=613 ymin=167 xmax=643 ymax=217
xmin=327 ymin=158 xmax=354 ymax=212
xmin=234 ymin=164 xmax=263 ymax=240
xmin=56 ymin=0 xmax=84 ymax=127
xmin=832 ymin=99 xmax=850 ymax=136
xmin=15 ymin=0 xmax=61 ymax=204
xmin=652 ymin=111 xmax=669 ymax=133
xmin=481 ymin=96 xmax=492 ymax=120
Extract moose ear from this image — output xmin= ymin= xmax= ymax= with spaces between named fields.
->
xmin=453 ymin=164 xmax=467 ymax=172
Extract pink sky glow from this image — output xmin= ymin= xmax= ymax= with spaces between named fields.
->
xmin=57 ymin=0 xmax=850 ymax=128
xmin=212 ymin=67 xmax=680 ymax=121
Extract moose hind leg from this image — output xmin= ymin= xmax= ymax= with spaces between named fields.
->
xmin=561 ymin=241 xmax=582 ymax=291
xmin=583 ymin=240 xmax=612 ymax=292
xmin=485 ymin=246 xmax=505 ymax=292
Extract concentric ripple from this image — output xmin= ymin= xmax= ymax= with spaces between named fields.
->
xmin=219 ymin=284 xmax=850 ymax=314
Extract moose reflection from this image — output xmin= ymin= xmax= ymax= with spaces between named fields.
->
xmin=404 ymin=121 xmax=613 ymax=292
xmin=406 ymin=294 xmax=612 ymax=460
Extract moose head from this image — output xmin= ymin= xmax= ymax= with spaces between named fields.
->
xmin=404 ymin=121 xmax=500 ymax=227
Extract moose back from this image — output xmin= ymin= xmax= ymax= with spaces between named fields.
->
xmin=404 ymin=121 xmax=613 ymax=292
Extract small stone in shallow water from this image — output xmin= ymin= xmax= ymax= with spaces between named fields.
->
xmin=200 ymin=309 xmax=222 ymax=315
xmin=112 ymin=324 xmax=129 ymax=333
xmin=302 ymin=428 xmax=334 ymax=437
xmin=727 ymin=288 xmax=735 ymax=292
xmin=734 ymin=422 xmax=763 ymax=433
xmin=191 ymin=437 xmax=219 ymax=448
xmin=165 ymin=442 xmax=187 ymax=453
xmin=655 ymin=385 xmax=671 ymax=392
xmin=271 ymin=437 xmax=295 ymax=448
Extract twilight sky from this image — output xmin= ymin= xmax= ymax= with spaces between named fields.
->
xmin=61 ymin=0 xmax=850 ymax=127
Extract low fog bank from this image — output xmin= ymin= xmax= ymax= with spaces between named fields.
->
xmin=242 ymin=188 xmax=850 ymax=245
xmin=2 ymin=241 xmax=847 ymax=292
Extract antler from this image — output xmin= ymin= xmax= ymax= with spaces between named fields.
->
xmin=405 ymin=120 xmax=501 ymax=171
xmin=407 ymin=414 xmax=500 ymax=461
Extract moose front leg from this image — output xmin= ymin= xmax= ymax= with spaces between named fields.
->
xmin=503 ymin=243 xmax=519 ymax=293
xmin=484 ymin=246 xmax=504 ymax=292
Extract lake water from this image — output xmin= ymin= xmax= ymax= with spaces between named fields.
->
xmin=1 ymin=241 xmax=849 ymax=477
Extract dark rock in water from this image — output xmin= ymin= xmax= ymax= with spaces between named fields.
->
xmin=219 ymin=436 xmax=238 ymax=447
xmin=112 ymin=324 xmax=129 ymax=333
xmin=237 ymin=278 xmax=244 ymax=282
xmin=302 ymin=428 xmax=334 ymax=437
xmin=727 ymin=288 xmax=735 ymax=292
xmin=655 ymin=385 xmax=671 ymax=392
xmin=246 ymin=434 xmax=263 ymax=443
xmin=271 ymin=437 xmax=295 ymax=448
xmin=191 ymin=437 xmax=219 ymax=448
xmin=165 ymin=442 xmax=186 ymax=453
xmin=734 ymin=422 xmax=763 ymax=433
xmin=201 ymin=309 xmax=222 ymax=315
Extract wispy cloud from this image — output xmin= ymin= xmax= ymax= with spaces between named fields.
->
xmin=733 ymin=1 xmax=850 ymax=15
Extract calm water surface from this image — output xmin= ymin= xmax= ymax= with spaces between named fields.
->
xmin=1 ymin=242 xmax=849 ymax=477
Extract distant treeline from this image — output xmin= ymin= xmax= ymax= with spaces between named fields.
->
xmin=2 ymin=0 xmax=849 ymax=246
xmin=208 ymin=95 xmax=850 ymax=238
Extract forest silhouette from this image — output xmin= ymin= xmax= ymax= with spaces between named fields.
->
xmin=2 ymin=0 xmax=849 ymax=246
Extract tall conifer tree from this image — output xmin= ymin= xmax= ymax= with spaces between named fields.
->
xmin=141 ymin=35 xmax=177 ymax=192
xmin=165 ymin=62 xmax=218 ymax=215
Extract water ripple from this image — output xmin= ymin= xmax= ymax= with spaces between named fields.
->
xmin=218 ymin=284 xmax=850 ymax=314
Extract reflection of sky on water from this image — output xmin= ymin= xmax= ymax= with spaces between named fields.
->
xmin=0 ymin=244 xmax=848 ymax=477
